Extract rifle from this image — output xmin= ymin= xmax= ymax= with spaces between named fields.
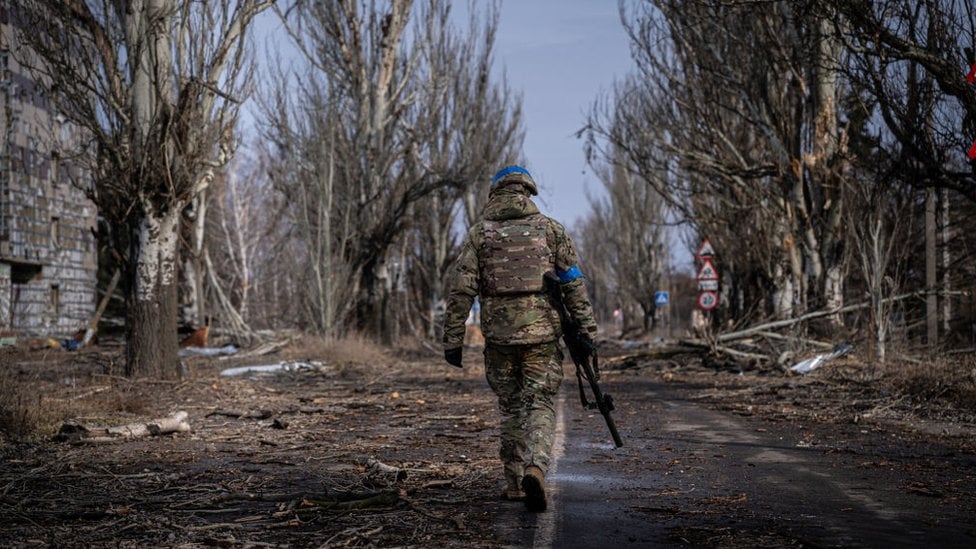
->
xmin=545 ymin=273 xmax=624 ymax=447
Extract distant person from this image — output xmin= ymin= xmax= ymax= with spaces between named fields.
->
xmin=442 ymin=165 xmax=597 ymax=512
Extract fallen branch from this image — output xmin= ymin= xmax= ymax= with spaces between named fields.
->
xmin=206 ymin=409 xmax=272 ymax=420
xmin=601 ymin=343 xmax=704 ymax=368
xmin=79 ymin=268 xmax=121 ymax=348
xmin=363 ymin=458 xmax=407 ymax=482
xmin=300 ymin=490 xmax=400 ymax=511
xmin=56 ymin=411 xmax=190 ymax=443
xmin=220 ymin=338 xmax=292 ymax=361
xmin=755 ymin=331 xmax=835 ymax=350
xmin=715 ymin=291 xmax=927 ymax=343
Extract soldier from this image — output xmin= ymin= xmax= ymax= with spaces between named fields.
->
xmin=442 ymin=165 xmax=597 ymax=512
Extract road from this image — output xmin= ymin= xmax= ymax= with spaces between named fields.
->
xmin=494 ymin=372 xmax=976 ymax=548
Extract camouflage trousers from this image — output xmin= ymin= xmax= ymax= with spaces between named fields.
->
xmin=484 ymin=341 xmax=564 ymax=491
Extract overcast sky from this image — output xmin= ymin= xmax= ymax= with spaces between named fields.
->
xmin=475 ymin=1 xmax=634 ymax=229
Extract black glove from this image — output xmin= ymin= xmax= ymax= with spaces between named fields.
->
xmin=577 ymin=331 xmax=597 ymax=353
xmin=444 ymin=347 xmax=463 ymax=368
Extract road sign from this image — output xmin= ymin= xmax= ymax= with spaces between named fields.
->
xmin=697 ymin=239 xmax=715 ymax=257
xmin=698 ymin=280 xmax=718 ymax=291
xmin=697 ymin=291 xmax=718 ymax=310
xmin=697 ymin=258 xmax=719 ymax=281
xmin=654 ymin=291 xmax=669 ymax=307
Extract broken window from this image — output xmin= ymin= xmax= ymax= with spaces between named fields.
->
xmin=50 ymin=284 xmax=60 ymax=317
xmin=50 ymin=151 xmax=59 ymax=184
xmin=51 ymin=216 xmax=60 ymax=247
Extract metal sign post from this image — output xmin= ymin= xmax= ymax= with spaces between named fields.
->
xmin=696 ymin=239 xmax=720 ymax=321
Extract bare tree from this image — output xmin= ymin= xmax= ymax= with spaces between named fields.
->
xmin=15 ymin=0 xmax=271 ymax=377
xmin=585 ymin=1 xmax=849 ymax=326
xmin=262 ymin=0 xmax=522 ymax=342
xmin=829 ymin=0 xmax=976 ymax=195
xmin=201 ymin=153 xmax=273 ymax=342
xmin=579 ymin=143 xmax=669 ymax=334
xmin=846 ymin=172 xmax=917 ymax=363
xmin=401 ymin=2 xmax=523 ymax=342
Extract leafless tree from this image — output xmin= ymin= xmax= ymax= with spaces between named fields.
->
xmin=827 ymin=0 xmax=976 ymax=342
xmin=14 ymin=0 xmax=271 ymax=377
xmin=845 ymin=169 xmax=917 ymax=363
xmin=829 ymin=0 xmax=976 ymax=195
xmin=400 ymin=3 xmax=523 ymax=342
xmin=200 ymin=153 xmax=276 ymax=342
xmin=261 ymin=0 xmax=522 ymax=342
xmin=577 ymin=0 xmax=976 ymax=354
xmin=586 ymin=0 xmax=849 ymax=327
xmin=578 ymin=143 xmax=669 ymax=334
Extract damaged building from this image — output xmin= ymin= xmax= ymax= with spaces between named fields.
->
xmin=0 ymin=7 xmax=97 ymax=342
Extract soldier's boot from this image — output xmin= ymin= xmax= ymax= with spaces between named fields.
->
xmin=521 ymin=466 xmax=547 ymax=512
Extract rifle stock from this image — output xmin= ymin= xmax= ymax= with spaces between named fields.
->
xmin=545 ymin=274 xmax=624 ymax=448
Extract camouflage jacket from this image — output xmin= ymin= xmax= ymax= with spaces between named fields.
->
xmin=443 ymin=187 xmax=597 ymax=348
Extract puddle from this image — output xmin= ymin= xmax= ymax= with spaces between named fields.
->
xmin=552 ymin=472 xmax=600 ymax=484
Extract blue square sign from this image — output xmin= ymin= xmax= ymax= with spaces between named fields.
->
xmin=654 ymin=291 xmax=669 ymax=307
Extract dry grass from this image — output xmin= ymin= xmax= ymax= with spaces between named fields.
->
xmin=0 ymin=368 xmax=44 ymax=441
xmin=280 ymin=333 xmax=392 ymax=368
xmin=884 ymin=356 xmax=976 ymax=412
xmin=0 ymin=346 xmax=149 ymax=442
xmin=0 ymin=368 xmax=76 ymax=442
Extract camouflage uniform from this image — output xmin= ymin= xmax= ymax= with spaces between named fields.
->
xmin=443 ymin=167 xmax=597 ymax=498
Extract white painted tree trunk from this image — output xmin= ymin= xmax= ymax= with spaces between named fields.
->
xmin=824 ymin=264 xmax=844 ymax=322
xmin=773 ymin=263 xmax=794 ymax=320
xmin=126 ymin=203 xmax=182 ymax=378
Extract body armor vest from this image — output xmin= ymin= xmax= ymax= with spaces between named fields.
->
xmin=480 ymin=214 xmax=552 ymax=296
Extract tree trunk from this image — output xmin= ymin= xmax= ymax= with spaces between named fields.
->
xmin=180 ymin=192 xmax=207 ymax=328
xmin=126 ymin=206 xmax=182 ymax=379
xmin=925 ymin=187 xmax=938 ymax=347
xmin=772 ymin=262 xmax=794 ymax=320
xmin=941 ymin=188 xmax=951 ymax=333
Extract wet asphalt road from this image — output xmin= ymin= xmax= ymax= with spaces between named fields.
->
xmin=494 ymin=372 xmax=976 ymax=548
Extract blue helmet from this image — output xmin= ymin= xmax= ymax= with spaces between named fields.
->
xmin=491 ymin=165 xmax=538 ymax=196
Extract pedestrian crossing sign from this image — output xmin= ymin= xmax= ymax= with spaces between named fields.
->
xmin=654 ymin=291 xmax=669 ymax=307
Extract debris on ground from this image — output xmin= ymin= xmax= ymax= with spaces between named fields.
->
xmin=790 ymin=342 xmax=852 ymax=374
xmin=219 ymin=360 xmax=324 ymax=377
xmin=55 ymin=411 xmax=191 ymax=444
xmin=179 ymin=344 xmax=239 ymax=357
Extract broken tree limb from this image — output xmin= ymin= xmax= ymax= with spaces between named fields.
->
xmin=204 ymin=248 xmax=255 ymax=345
xmin=604 ymin=294 xmax=938 ymax=370
xmin=56 ymin=411 xmax=190 ymax=443
xmin=219 ymin=338 xmax=293 ymax=361
xmin=206 ymin=409 xmax=272 ymax=420
xmin=755 ymin=331 xmax=836 ymax=350
xmin=79 ymin=268 xmax=121 ymax=348
xmin=363 ymin=458 xmax=407 ymax=482
xmin=679 ymin=338 xmax=771 ymax=363
xmin=300 ymin=490 xmax=400 ymax=511
xmin=714 ymin=291 xmax=927 ymax=343
xmin=601 ymin=343 xmax=705 ymax=368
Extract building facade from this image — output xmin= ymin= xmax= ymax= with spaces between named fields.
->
xmin=0 ymin=6 xmax=97 ymax=339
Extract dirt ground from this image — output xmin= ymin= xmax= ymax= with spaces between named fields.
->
xmin=1 ymin=337 xmax=975 ymax=547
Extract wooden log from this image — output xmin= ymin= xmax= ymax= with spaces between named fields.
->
xmin=364 ymin=458 xmax=407 ymax=481
xmin=206 ymin=409 xmax=273 ymax=420
xmin=56 ymin=411 xmax=190 ymax=443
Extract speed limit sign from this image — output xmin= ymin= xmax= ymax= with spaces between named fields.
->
xmin=697 ymin=291 xmax=718 ymax=311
